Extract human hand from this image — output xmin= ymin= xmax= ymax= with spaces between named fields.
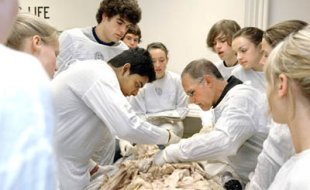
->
xmin=167 ymin=129 xmax=181 ymax=144
xmin=119 ymin=139 xmax=134 ymax=157
xmin=153 ymin=150 xmax=168 ymax=167
xmin=90 ymin=165 xmax=118 ymax=181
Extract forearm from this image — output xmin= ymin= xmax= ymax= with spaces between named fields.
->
xmin=164 ymin=130 xmax=239 ymax=163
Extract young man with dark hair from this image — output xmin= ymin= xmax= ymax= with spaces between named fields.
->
xmin=56 ymin=0 xmax=141 ymax=75
xmin=52 ymin=48 xmax=180 ymax=190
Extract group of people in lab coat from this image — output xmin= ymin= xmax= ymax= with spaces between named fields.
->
xmin=1 ymin=0 xmax=310 ymax=189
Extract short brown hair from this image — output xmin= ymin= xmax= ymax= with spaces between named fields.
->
xmin=207 ymin=19 xmax=240 ymax=49
xmin=122 ymin=24 xmax=141 ymax=42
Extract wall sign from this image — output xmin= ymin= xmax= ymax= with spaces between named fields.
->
xmin=19 ymin=0 xmax=98 ymax=30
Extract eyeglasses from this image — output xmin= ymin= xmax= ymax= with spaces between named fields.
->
xmin=186 ymin=78 xmax=204 ymax=97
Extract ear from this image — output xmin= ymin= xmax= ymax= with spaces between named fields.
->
xmin=204 ymin=74 xmax=213 ymax=87
xmin=31 ymin=35 xmax=42 ymax=53
xmin=277 ymin=73 xmax=288 ymax=97
xmin=101 ymin=13 xmax=108 ymax=22
xmin=121 ymin=63 xmax=131 ymax=76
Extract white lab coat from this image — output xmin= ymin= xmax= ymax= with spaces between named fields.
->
xmin=129 ymin=71 xmax=188 ymax=136
xmin=268 ymin=149 xmax=310 ymax=190
xmin=56 ymin=26 xmax=128 ymax=75
xmin=52 ymin=60 xmax=170 ymax=190
xmin=163 ymin=83 xmax=269 ymax=183
xmin=231 ymin=65 xmax=266 ymax=94
xmin=247 ymin=122 xmax=295 ymax=190
xmin=0 ymin=45 xmax=56 ymax=190
xmin=215 ymin=61 xmax=239 ymax=80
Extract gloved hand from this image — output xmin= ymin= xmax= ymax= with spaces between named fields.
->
xmin=90 ymin=165 xmax=118 ymax=181
xmin=119 ymin=139 xmax=134 ymax=157
xmin=153 ymin=149 xmax=168 ymax=166
xmin=167 ymin=129 xmax=181 ymax=144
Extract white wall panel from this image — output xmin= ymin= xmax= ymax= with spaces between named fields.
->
xmin=19 ymin=0 xmax=245 ymax=73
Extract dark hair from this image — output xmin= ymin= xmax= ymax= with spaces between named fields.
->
xmin=233 ymin=27 xmax=263 ymax=46
xmin=264 ymin=20 xmax=308 ymax=48
xmin=207 ymin=19 xmax=241 ymax=48
xmin=121 ymin=24 xmax=142 ymax=42
xmin=146 ymin=42 xmax=169 ymax=57
xmin=108 ymin=48 xmax=156 ymax=82
xmin=181 ymin=58 xmax=223 ymax=80
xmin=96 ymin=0 xmax=141 ymax=25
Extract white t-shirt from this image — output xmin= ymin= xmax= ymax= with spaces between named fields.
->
xmin=56 ymin=26 xmax=128 ymax=75
xmin=0 ymin=45 xmax=56 ymax=190
xmin=215 ymin=61 xmax=239 ymax=80
xmin=129 ymin=71 xmax=188 ymax=136
xmin=247 ymin=122 xmax=294 ymax=190
xmin=269 ymin=149 xmax=310 ymax=190
xmin=130 ymin=71 xmax=187 ymax=115
xmin=231 ymin=65 xmax=266 ymax=94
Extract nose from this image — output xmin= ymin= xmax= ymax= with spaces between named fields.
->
xmin=189 ymin=96 xmax=195 ymax=104
xmin=132 ymin=87 xmax=140 ymax=96
xmin=236 ymin=53 xmax=242 ymax=61
xmin=120 ymin=26 xmax=128 ymax=37
xmin=215 ymin=42 xmax=221 ymax=50
xmin=129 ymin=40 xmax=135 ymax=47
xmin=153 ymin=60 xmax=160 ymax=68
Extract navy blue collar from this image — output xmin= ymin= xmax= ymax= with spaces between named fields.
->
xmin=213 ymin=76 xmax=243 ymax=108
xmin=92 ymin=26 xmax=115 ymax=46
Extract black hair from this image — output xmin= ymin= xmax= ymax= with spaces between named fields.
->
xmin=108 ymin=48 xmax=156 ymax=82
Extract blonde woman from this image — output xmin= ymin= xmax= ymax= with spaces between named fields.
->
xmin=266 ymin=26 xmax=310 ymax=189
xmin=0 ymin=2 xmax=56 ymax=189
xmin=6 ymin=13 xmax=59 ymax=78
xmin=247 ymin=20 xmax=307 ymax=190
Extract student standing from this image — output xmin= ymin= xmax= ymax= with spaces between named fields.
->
xmin=121 ymin=24 xmax=141 ymax=49
xmin=0 ymin=1 xmax=56 ymax=189
xmin=206 ymin=19 xmax=241 ymax=80
xmin=129 ymin=42 xmax=188 ymax=137
xmin=6 ymin=13 xmax=59 ymax=78
xmin=266 ymin=26 xmax=310 ymax=189
xmin=56 ymin=0 xmax=141 ymax=74
xmin=247 ymin=20 xmax=308 ymax=190
xmin=231 ymin=27 xmax=265 ymax=93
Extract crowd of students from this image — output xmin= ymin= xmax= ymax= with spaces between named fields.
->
xmin=1 ymin=0 xmax=310 ymax=189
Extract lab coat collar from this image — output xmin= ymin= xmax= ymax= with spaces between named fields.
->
xmin=213 ymin=76 xmax=243 ymax=108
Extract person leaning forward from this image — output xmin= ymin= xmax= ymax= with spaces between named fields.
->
xmin=52 ymin=48 xmax=180 ymax=190
xmin=153 ymin=58 xmax=269 ymax=184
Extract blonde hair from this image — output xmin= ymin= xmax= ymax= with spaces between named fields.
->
xmin=265 ymin=26 xmax=310 ymax=117
xmin=6 ymin=13 xmax=58 ymax=50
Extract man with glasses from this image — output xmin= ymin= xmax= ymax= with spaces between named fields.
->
xmin=153 ymin=58 xmax=269 ymax=186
